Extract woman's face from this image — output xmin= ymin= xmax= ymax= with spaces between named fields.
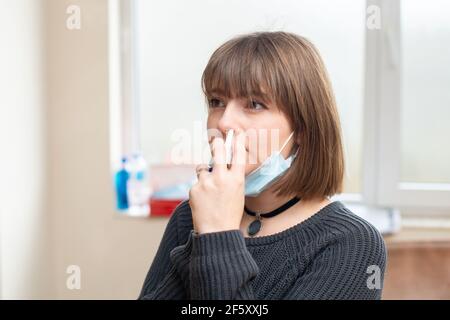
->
xmin=206 ymin=94 xmax=295 ymax=175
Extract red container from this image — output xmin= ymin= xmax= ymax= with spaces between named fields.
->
xmin=150 ymin=198 xmax=186 ymax=217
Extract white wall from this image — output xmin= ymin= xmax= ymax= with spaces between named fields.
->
xmin=45 ymin=0 xmax=168 ymax=299
xmin=0 ymin=0 xmax=51 ymax=299
xmin=0 ymin=0 xmax=169 ymax=299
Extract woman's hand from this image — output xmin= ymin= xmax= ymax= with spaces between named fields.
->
xmin=189 ymin=130 xmax=247 ymax=234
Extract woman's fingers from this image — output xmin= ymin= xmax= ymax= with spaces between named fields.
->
xmin=231 ymin=130 xmax=246 ymax=177
xmin=195 ymin=164 xmax=210 ymax=179
xmin=208 ymin=130 xmax=246 ymax=178
xmin=211 ymin=136 xmax=227 ymax=173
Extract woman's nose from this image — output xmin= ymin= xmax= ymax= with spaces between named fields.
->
xmin=217 ymin=100 xmax=241 ymax=135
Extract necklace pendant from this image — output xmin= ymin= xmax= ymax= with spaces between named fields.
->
xmin=247 ymin=213 xmax=262 ymax=237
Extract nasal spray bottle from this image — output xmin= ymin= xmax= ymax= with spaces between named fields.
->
xmin=208 ymin=129 xmax=234 ymax=172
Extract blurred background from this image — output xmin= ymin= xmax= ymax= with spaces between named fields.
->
xmin=0 ymin=0 xmax=449 ymax=299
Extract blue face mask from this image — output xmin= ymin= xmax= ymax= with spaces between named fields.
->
xmin=245 ymin=131 xmax=298 ymax=197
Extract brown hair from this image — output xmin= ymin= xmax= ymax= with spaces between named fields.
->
xmin=201 ymin=31 xmax=344 ymax=200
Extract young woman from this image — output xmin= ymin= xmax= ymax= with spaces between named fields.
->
xmin=138 ymin=31 xmax=387 ymax=300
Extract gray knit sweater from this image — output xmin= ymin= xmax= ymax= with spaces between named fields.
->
xmin=138 ymin=200 xmax=387 ymax=300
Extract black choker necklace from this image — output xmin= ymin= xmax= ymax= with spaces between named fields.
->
xmin=244 ymin=196 xmax=301 ymax=237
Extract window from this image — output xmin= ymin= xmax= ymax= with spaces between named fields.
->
xmin=366 ymin=0 xmax=450 ymax=209
xmin=400 ymin=0 xmax=450 ymax=185
xmin=134 ymin=0 xmax=366 ymax=194
xmin=109 ymin=0 xmax=450 ymax=219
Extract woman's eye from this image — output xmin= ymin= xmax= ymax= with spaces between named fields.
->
xmin=248 ymin=100 xmax=266 ymax=111
xmin=208 ymin=98 xmax=225 ymax=108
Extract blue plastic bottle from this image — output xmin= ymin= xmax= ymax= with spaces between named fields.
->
xmin=114 ymin=157 xmax=130 ymax=211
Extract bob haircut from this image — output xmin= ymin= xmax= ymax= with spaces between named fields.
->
xmin=201 ymin=31 xmax=344 ymax=200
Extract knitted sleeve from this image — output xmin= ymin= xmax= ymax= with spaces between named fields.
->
xmin=171 ymin=229 xmax=260 ymax=300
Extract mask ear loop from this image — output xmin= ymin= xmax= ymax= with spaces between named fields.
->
xmin=277 ymin=131 xmax=295 ymax=156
